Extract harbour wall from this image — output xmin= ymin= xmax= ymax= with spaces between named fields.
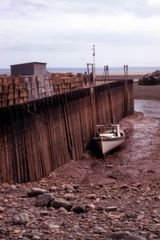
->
xmin=0 ymin=80 xmax=133 ymax=183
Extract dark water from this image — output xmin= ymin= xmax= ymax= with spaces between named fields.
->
xmin=134 ymin=99 xmax=160 ymax=119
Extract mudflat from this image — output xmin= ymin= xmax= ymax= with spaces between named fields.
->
xmin=134 ymin=82 xmax=160 ymax=100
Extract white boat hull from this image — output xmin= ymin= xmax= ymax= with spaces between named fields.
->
xmin=94 ymin=124 xmax=125 ymax=155
xmin=96 ymin=135 xmax=125 ymax=155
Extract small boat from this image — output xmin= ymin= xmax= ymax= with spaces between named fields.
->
xmin=93 ymin=124 xmax=125 ymax=155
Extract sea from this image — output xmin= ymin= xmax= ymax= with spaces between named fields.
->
xmin=134 ymin=99 xmax=160 ymax=119
xmin=1 ymin=66 xmax=160 ymax=75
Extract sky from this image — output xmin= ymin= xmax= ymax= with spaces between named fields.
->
xmin=0 ymin=0 xmax=160 ymax=68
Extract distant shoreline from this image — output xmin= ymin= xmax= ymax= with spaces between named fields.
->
xmin=96 ymin=74 xmax=143 ymax=80
xmin=0 ymin=66 xmax=160 ymax=75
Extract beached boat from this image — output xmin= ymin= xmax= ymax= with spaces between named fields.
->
xmin=94 ymin=124 xmax=125 ymax=155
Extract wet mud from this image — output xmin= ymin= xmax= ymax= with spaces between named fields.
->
xmin=57 ymin=111 xmax=160 ymax=186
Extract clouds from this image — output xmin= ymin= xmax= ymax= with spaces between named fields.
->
xmin=1 ymin=0 xmax=160 ymax=18
xmin=0 ymin=0 xmax=47 ymax=18
xmin=38 ymin=0 xmax=160 ymax=17
xmin=0 ymin=0 xmax=160 ymax=67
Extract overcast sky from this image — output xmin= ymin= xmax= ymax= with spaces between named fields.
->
xmin=0 ymin=0 xmax=160 ymax=68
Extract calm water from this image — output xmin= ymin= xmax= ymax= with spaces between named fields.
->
xmin=1 ymin=66 xmax=160 ymax=75
xmin=134 ymin=99 xmax=160 ymax=119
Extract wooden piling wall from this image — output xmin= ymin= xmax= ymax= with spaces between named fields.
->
xmin=0 ymin=80 xmax=133 ymax=183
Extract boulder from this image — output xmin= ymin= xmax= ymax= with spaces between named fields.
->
xmin=72 ymin=206 xmax=86 ymax=214
xmin=27 ymin=188 xmax=48 ymax=197
xmin=35 ymin=193 xmax=55 ymax=207
xmin=51 ymin=198 xmax=72 ymax=211
xmin=12 ymin=213 xmax=29 ymax=225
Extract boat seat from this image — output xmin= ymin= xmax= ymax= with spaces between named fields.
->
xmin=100 ymin=133 xmax=116 ymax=138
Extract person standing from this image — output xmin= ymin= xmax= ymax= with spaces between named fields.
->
xmin=83 ymin=72 xmax=88 ymax=85
xmin=90 ymin=72 xmax=93 ymax=83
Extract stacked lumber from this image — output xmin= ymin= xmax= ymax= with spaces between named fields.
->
xmin=0 ymin=73 xmax=84 ymax=107
xmin=0 ymin=76 xmax=28 ymax=107
xmin=49 ymin=73 xmax=83 ymax=94
xmin=27 ymin=75 xmax=53 ymax=100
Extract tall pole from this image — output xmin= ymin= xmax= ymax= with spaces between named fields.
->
xmin=93 ymin=44 xmax=96 ymax=85
xmin=124 ymin=65 xmax=128 ymax=115
xmin=90 ymin=44 xmax=96 ymax=135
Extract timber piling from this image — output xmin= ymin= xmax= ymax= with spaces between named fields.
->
xmin=0 ymin=80 xmax=133 ymax=183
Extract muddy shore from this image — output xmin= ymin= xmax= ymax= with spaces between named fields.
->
xmin=0 ymin=111 xmax=160 ymax=240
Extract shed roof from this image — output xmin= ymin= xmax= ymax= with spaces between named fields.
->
xmin=11 ymin=62 xmax=47 ymax=67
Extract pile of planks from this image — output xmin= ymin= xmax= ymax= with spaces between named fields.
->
xmin=0 ymin=73 xmax=84 ymax=107
xmin=27 ymin=75 xmax=53 ymax=100
xmin=49 ymin=73 xmax=83 ymax=94
xmin=0 ymin=76 xmax=28 ymax=107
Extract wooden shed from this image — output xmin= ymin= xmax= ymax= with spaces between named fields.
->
xmin=11 ymin=62 xmax=47 ymax=76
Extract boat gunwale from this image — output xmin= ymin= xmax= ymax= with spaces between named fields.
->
xmin=93 ymin=134 xmax=125 ymax=142
xmin=93 ymin=123 xmax=126 ymax=155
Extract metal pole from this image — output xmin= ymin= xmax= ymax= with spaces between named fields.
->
xmin=124 ymin=65 xmax=128 ymax=115
xmin=124 ymin=65 xmax=128 ymax=80
xmin=93 ymin=44 xmax=96 ymax=86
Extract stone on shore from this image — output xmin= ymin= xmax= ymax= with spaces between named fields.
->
xmin=51 ymin=198 xmax=72 ymax=211
xmin=27 ymin=188 xmax=49 ymax=197
xmin=35 ymin=193 xmax=55 ymax=207
xmin=12 ymin=213 xmax=29 ymax=225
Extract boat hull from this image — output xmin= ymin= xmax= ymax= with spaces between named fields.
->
xmin=94 ymin=124 xmax=126 ymax=155
xmin=94 ymin=134 xmax=125 ymax=155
